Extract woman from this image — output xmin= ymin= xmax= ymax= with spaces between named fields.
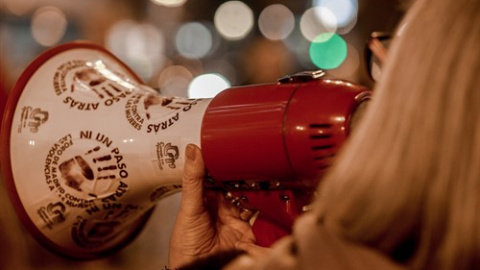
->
xmin=169 ymin=0 xmax=480 ymax=269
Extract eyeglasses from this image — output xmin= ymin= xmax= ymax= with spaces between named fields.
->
xmin=364 ymin=32 xmax=391 ymax=82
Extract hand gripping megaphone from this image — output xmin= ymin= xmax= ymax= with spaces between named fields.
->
xmin=0 ymin=42 xmax=370 ymax=259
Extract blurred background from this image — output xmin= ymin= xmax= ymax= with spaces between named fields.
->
xmin=0 ymin=0 xmax=408 ymax=95
xmin=0 ymin=0 xmax=407 ymax=269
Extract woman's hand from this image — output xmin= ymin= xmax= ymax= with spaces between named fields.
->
xmin=168 ymin=144 xmax=268 ymax=269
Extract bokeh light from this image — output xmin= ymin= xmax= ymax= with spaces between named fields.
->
xmin=214 ymin=1 xmax=254 ymax=40
xmin=300 ymin=7 xmax=337 ymax=41
xmin=31 ymin=6 xmax=68 ymax=47
xmin=4 ymin=0 xmax=35 ymax=16
xmin=150 ymin=0 xmax=187 ymax=7
xmin=1 ymin=0 xmax=377 ymax=107
xmin=312 ymin=0 xmax=358 ymax=34
xmin=309 ymin=33 xmax=347 ymax=69
xmin=106 ymin=20 xmax=166 ymax=82
xmin=328 ymin=43 xmax=360 ymax=78
xmin=157 ymin=65 xmax=193 ymax=97
xmin=258 ymin=4 xmax=295 ymax=41
xmin=175 ymin=22 xmax=213 ymax=59
xmin=188 ymin=73 xmax=230 ymax=98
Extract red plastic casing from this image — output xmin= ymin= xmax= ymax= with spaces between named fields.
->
xmin=201 ymin=77 xmax=371 ymax=246
xmin=201 ymin=77 xmax=370 ymax=185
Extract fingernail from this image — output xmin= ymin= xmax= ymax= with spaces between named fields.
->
xmin=185 ymin=144 xmax=197 ymax=161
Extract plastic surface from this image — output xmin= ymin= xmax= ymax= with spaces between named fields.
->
xmin=0 ymin=42 xmax=210 ymax=259
xmin=202 ymin=78 xmax=370 ymax=185
xmin=201 ymin=77 xmax=371 ymax=246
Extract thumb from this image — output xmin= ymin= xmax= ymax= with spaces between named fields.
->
xmin=179 ymin=144 xmax=205 ymax=215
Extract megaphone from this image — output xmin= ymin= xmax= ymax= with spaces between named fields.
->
xmin=0 ymin=41 xmax=371 ymax=259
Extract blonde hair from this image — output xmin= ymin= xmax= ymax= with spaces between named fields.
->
xmin=316 ymin=0 xmax=480 ymax=269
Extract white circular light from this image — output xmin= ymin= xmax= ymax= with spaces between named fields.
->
xmin=175 ymin=22 xmax=213 ymax=59
xmin=214 ymin=1 xmax=254 ymax=40
xmin=188 ymin=73 xmax=230 ymax=98
xmin=300 ymin=7 xmax=337 ymax=41
xmin=106 ymin=20 xmax=166 ymax=81
xmin=31 ymin=6 xmax=67 ymax=47
xmin=258 ymin=4 xmax=295 ymax=41
xmin=150 ymin=0 xmax=187 ymax=7
xmin=157 ymin=65 xmax=193 ymax=97
xmin=313 ymin=0 xmax=358 ymax=34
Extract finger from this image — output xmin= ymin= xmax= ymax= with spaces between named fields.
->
xmin=179 ymin=144 xmax=206 ymax=215
xmin=217 ymin=192 xmax=255 ymax=221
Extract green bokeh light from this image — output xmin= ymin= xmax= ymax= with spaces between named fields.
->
xmin=309 ymin=33 xmax=347 ymax=69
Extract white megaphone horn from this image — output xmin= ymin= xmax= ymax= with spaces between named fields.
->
xmin=0 ymin=42 xmax=371 ymax=259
